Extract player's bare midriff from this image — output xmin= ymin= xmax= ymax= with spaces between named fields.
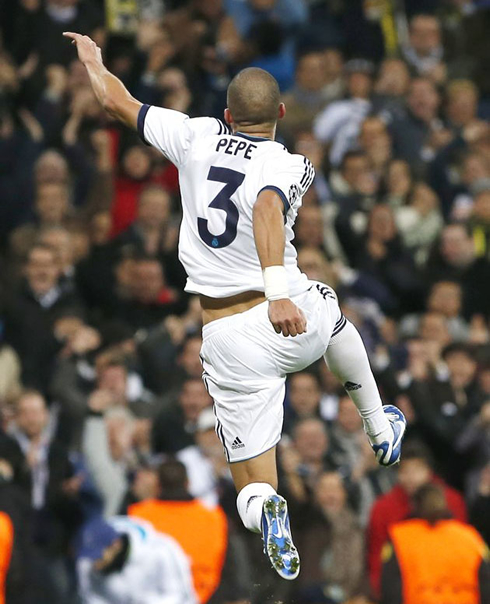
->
xmin=200 ymin=290 xmax=266 ymax=324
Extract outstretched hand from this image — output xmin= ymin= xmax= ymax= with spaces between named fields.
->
xmin=63 ymin=32 xmax=102 ymax=66
xmin=268 ymin=299 xmax=307 ymax=337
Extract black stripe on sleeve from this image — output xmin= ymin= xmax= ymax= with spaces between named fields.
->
xmin=220 ymin=120 xmax=232 ymax=134
xmin=300 ymin=157 xmax=309 ymax=186
xmin=137 ymin=104 xmax=151 ymax=145
xmin=304 ymin=163 xmax=316 ymax=191
xmin=215 ymin=118 xmax=223 ymax=135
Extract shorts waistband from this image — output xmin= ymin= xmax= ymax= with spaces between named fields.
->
xmin=202 ymin=299 xmax=269 ymax=339
xmin=202 ymin=314 xmax=237 ymax=338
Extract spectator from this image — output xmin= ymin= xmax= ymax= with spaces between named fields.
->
xmin=367 ymin=442 xmax=467 ymax=597
xmin=177 ymin=407 xmax=231 ymax=508
xmin=0 ymin=336 xmax=22 ymax=407
xmin=314 ymin=59 xmax=374 ymax=166
xmin=383 ymin=160 xmax=413 ymax=209
xmin=354 ymin=204 xmax=422 ymax=314
xmin=281 ymin=418 xmax=332 ymax=502
xmin=400 ymin=280 xmax=469 ymax=342
xmin=358 ymin=116 xmax=392 ymax=179
xmin=82 ymin=399 xmax=136 ymax=517
xmin=470 ymin=463 xmax=490 ymax=547
xmin=458 ymin=398 xmax=490 ymax=497
xmin=401 ymin=14 xmax=445 ymax=81
xmin=9 ymin=389 xmax=83 ymax=603
xmin=408 ymin=342 xmax=480 ymax=487
xmin=394 ymin=182 xmax=443 ymax=266
xmin=153 ymin=377 xmax=213 ymax=454
xmin=113 ymin=184 xmax=176 ymax=258
xmin=329 ymin=151 xmax=377 ymax=263
xmin=426 ymin=222 xmax=490 ymax=318
xmin=77 ymin=515 xmax=197 ymax=603
xmin=111 ymin=145 xmax=155 ymax=237
xmin=381 ymin=483 xmax=490 ymax=604
xmin=279 ymin=50 xmax=329 ymax=140
xmin=115 ymin=255 xmax=184 ymax=330
xmin=295 ymin=205 xmax=325 ymax=250
xmin=129 ymin=459 xmax=230 ymax=604
xmin=283 ymin=371 xmax=322 ymax=435
xmin=470 ymin=186 xmax=490 ymax=260
xmin=9 ymin=182 xmax=74 ymax=262
xmin=373 ymin=58 xmax=411 ymax=116
xmin=38 ymin=226 xmax=78 ymax=291
xmin=223 ymin=0 xmax=308 ymax=90
xmin=329 ymin=396 xmax=365 ymax=478
xmin=3 ymin=244 xmax=84 ymax=393
xmin=387 ymin=77 xmax=442 ymax=175
xmin=12 ymin=0 xmax=103 ymax=68
xmin=445 ymin=78 xmax=479 ymax=131
xmin=295 ymin=471 xmax=365 ymax=604
xmin=0 ymin=512 xmax=12 ymax=604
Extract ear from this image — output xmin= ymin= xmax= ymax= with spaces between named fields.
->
xmin=278 ymin=102 xmax=286 ymax=120
xmin=224 ymin=108 xmax=232 ymax=125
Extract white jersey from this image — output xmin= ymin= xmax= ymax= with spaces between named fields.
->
xmin=138 ymin=104 xmax=315 ymax=298
xmin=77 ymin=516 xmax=197 ymax=604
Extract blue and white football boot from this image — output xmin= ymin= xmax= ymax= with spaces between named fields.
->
xmin=261 ymin=494 xmax=300 ymax=580
xmin=370 ymin=405 xmax=407 ymax=467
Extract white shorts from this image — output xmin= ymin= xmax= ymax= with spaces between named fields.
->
xmin=200 ymin=282 xmax=344 ymax=463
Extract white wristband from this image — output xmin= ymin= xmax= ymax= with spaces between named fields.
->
xmin=263 ymin=265 xmax=289 ymax=301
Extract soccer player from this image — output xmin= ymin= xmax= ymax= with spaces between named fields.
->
xmin=65 ymin=32 xmax=406 ymax=580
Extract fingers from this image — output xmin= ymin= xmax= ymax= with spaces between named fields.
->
xmin=63 ymin=32 xmax=95 ymax=47
xmin=269 ymin=301 xmax=308 ymax=337
xmin=63 ymin=32 xmax=79 ymax=41
xmin=273 ymin=316 xmax=307 ymax=338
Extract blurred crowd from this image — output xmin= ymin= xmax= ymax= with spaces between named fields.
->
xmin=1 ymin=0 xmax=490 ymax=603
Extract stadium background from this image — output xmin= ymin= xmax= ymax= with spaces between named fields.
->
xmin=1 ymin=0 xmax=490 ymax=602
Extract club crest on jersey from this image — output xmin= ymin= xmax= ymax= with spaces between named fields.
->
xmin=289 ymin=184 xmax=300 ymax=206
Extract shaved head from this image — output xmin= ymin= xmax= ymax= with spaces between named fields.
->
xmin=227 ymin=67 xmax=281 ymax=127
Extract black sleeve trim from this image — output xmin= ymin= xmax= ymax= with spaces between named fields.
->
xmin=137 ymin=104 xmax=151 ymax=145
xmin=258 ymin=185 xmax=291 ymax=216
xmin=215 ymin=118 xmax=223 ymax=135
xmin=300 ymin=157 xmax=315 ymax=191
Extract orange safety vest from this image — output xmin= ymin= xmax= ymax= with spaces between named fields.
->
xmin=129 ymin=499 xmax=228 ymax=603
xmin=0 ymin=512 xmax=13 ymax=604
xmin=389 ymin=518 xmax=487 ymax=604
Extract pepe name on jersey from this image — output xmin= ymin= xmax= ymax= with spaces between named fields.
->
xmin=216 ymin=137 xmax=258 ymax=159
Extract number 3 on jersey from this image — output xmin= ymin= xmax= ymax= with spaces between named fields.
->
xmin=198 ymin=166 xmax=245 ymax=248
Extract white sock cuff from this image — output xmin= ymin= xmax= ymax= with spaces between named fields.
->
xmin=236 ymin=482 xmax=276 ymax=533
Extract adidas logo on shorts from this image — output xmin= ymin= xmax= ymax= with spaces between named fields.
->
xmin=231 ymin=437 xmax=245 ymax=450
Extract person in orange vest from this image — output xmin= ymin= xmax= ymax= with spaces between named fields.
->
xmin=0 ymin=511 xmax=13 ymax=604
xmin=128 ymin=459 xmax=244 ymax=604
xmin=368 ymin=442 xmax=467 ymax=596
xmin=380 ymin=483 xmax=490 ymax=604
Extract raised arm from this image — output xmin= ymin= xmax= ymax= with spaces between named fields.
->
xmin=63 ymin=32 xmax=141 ymax=129
xmin=253 ymin=189 xmax=307 ymax=337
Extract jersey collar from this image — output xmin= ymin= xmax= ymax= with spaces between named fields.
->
xmin=235 ymin=132 xmax=271 ymax=142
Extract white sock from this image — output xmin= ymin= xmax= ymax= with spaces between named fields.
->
xmin=325 ymin=319 xmax=391 ymax=442
xmin=236 ymin=482 xmax=276 ymax=534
